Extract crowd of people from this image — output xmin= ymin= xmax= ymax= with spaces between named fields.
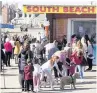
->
xmin=1 ymin=33 xmax=95 ymax=93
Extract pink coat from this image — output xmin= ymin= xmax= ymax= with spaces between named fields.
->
xmin=24 ymin=65 xmax=33 ymax=80
xmin=4 ymin=42 xmax=12 ymax=52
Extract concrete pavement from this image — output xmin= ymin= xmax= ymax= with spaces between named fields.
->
xmin=0 ymin=59 xmax=97 ymax=93
xmin=5 ymin=28 xmax=44 ymax=39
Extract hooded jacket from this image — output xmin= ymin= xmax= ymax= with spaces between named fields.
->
xmin=24 ymin=64 xmax=34 ymax=80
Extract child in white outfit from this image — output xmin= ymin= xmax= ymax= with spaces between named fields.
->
xmin=33 ymin=61 xmax=41 ymax=92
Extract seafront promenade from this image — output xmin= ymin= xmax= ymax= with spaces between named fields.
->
xmin=0 ymin=59 xmax=97 ymax=93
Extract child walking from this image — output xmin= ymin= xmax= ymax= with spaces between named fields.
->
xmin=24 ymin=60 xmax=34 ymax=92
xmin=33 ymin=60 xmax=41 ymax=92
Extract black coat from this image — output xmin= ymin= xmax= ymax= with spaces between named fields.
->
xmin=1 ymin=49 xmax=5 ymax=61
xmin=18 ymin=49 xmax=33 ymax=73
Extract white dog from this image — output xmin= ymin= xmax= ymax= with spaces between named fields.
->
xmin=60 ymin=73 xmax=80 ymax=90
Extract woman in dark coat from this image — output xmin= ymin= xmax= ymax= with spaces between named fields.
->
xmin=1 ymin=49 xmax=6 ymax=71
xmin=18 ymin=47 xmax=28 ymax=91
xmin=18 ymin=43 xmax=33 ymax=91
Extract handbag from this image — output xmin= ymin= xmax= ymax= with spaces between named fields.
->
xmin=87 ymin=54 xmax=94 ymax=59
xmin=88 ymin=54 xmax=93 ymax=57
xmin=80 ymin=56 xmax=88 ymax=66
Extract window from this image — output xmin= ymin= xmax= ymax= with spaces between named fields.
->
xmin=73 ymin=20 xmax=96 ymax=41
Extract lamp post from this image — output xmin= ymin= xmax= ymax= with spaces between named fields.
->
xmin=0 ymin=1 xmax=6 ymax=89
xmin=0 ymin=1 xmax=1 ymax=72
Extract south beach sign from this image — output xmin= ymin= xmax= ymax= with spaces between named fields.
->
xmin=23 ymin=5 xmax=97 ymax=14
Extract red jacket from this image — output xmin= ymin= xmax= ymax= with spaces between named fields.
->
xmin=4 ymin=42 xmax=12 ymax=52
xmin=70 ymin=52 xmax=83 ymax=65
xmin=24 ymin=65 xmax=33 ymax=80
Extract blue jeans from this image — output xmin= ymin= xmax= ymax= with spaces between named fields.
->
xmin=75 ymin=65 xmax=83 ymax=79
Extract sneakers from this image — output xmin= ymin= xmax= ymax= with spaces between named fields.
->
xmin=34 ymin=86 xmax=40 ymax=92
xmin=85 ymin=68 xmax=92 ymax=71
xmin=36 ymin=89 xmax=40 ymax=92
xmin=80 ymin=79 xmax=84 ymax=83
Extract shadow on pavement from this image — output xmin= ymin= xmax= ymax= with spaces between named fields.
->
xmin=2 ymin=68 xmax=8 ymax=70
xmin=85 ymin=70 xmax=96 ymax=72
xmin=0 ymin=70 xmax=7 ymax=73
xmin=1 ymin=87 xmax=21 ymax=89
xmin=77 ymin=81 xmax=96 ymax=84
xmin=1 ymin=87 xmax=96 ymax=93
xmin=91 ymin=70 xmax=97 ymax=72
xmin=39 ymin=87 xmax=96 ymax=93
xmin=84 ymin=76 xmax=96 ymax=79
xmin=9 ymin=67 xmax=18 ymax=70
xmin=1 ymin=92 xmax=21 ymax=93
xmin=1 ymin=74 xmax=18 ymax=76
xmin=75 ymin=87 xmax=96 ymax=90
xmin=10 ymin=65 xmax=18 ymax=68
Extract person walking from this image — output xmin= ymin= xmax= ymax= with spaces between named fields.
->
xmin=14 ymin=38 xmax=21 ymax=64
xmin=62 ymin=35 xmax=67 ymax=47
xmin=34 ymin=40 xmax=43 ymax=65
xmin=10 ymin=37 xmax=15 ymax=59
xmin=71 ymin=34 xmax=77 ymax=52
xmin=33 ymin=61 xmax=41 ymax=92
xmin=18 ymin=43 xmax=29 ymax=91
xmin=71 ymin=40 xmax=84 ymax=81
xmin=81 ymin=37 xmax=87 ymax=61
xmin=24 ymin=60 xmax=34 ymax=92
xmin=86 ymin=40 xmax=94 ymax=71
xmin=4 ymin=38 xmax=13 ymax=66
xmin=81 ymin=37 xmax=88 ymax=70
xmin=1 ymin=49 xmax=6 ymax=71
xmin=57 ymin=39 xmax=63 ymax=50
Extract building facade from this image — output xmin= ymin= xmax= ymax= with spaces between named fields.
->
xmin=0 ymin=1 xmax=2 ymax=72
xmin=2 ymin=4 xmax=16 ymax=24
xmin=46 ymin=6 xmax=96 ymax=43
xmin=8 ymin=5 xmax=16 ymax=23
xmin=2 ymin=4 xmax=9 ymax=24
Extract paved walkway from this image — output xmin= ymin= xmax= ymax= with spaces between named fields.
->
xmin=7 ymin=28 xmax=44 ymax=37
xmin=0 ymin=59 xmax=97 ymax=93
